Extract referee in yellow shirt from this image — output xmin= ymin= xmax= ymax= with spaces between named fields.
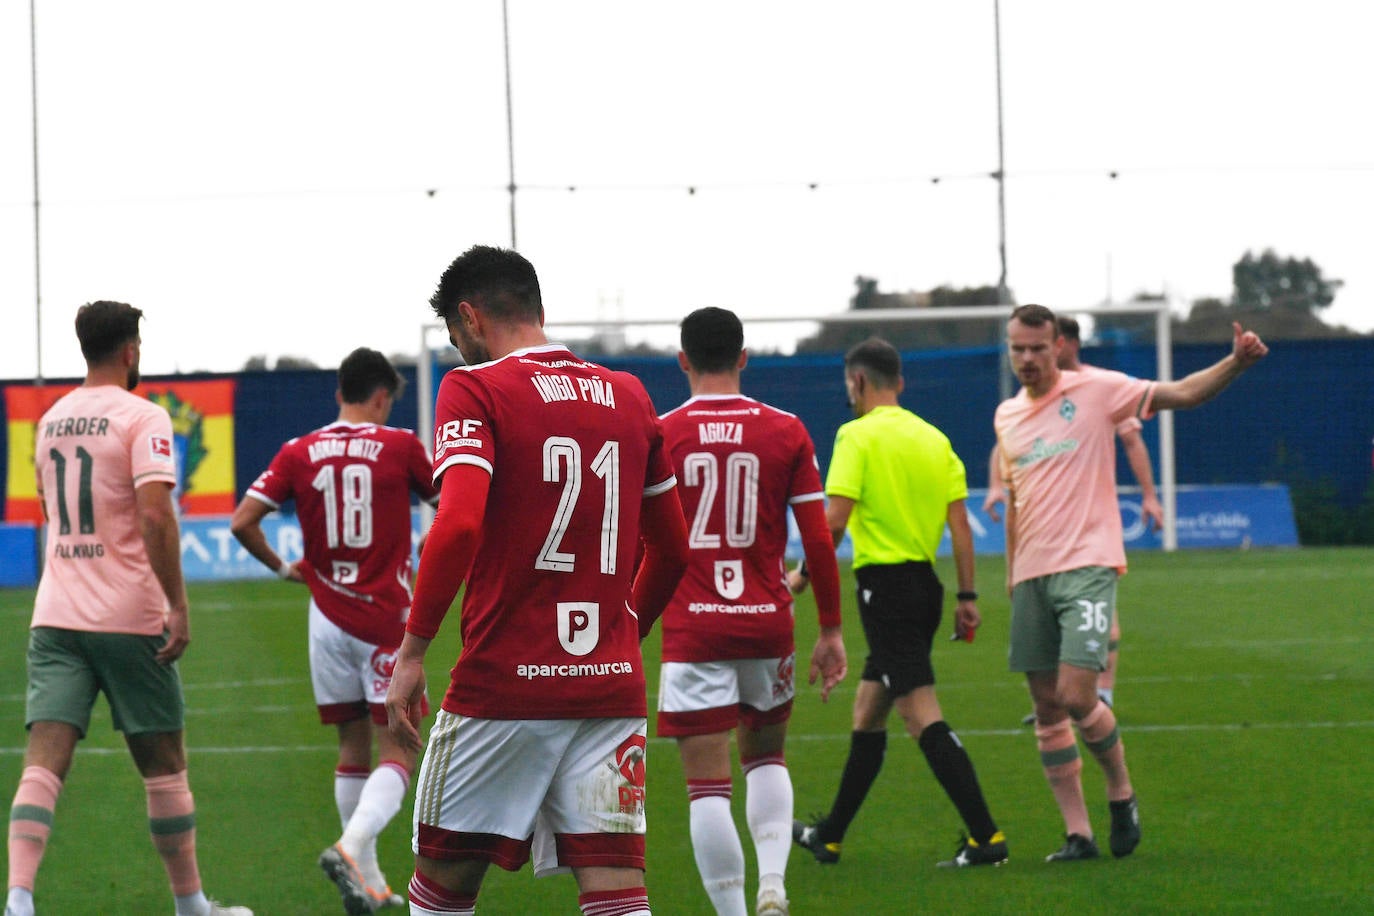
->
xmin=790 ymin=337 xmax=1007 ymax=869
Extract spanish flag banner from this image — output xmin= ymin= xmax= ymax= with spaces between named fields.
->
xmin=4 ymin=379 xmax=237 ymax=523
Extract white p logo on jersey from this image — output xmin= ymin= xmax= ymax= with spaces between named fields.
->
xmin=714 ymin=559 xmax=744 ymax=600
xmin=558 ymin=601 xmax=599 ymax=656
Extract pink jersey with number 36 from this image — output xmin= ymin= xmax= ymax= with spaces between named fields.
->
xmin=995 ymin=368 xmax=1154 ymax=586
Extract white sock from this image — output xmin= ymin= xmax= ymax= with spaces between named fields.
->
xmin=335 ymin=767 xmax=369 ymax=831
xmin=173 ymin=890 xmax=210 ymax=916
xmin=340 ymin=763 xmax=409 ymax=857
xmin=409 ymin=903 xmax=472 ymax=916
xmin=746 ymin=762 xmax=793 ymax=882
xmin=688 ymin=795 xmax=747 ymax=916
xmin=5 ymin=887 xmax=34 ymax=916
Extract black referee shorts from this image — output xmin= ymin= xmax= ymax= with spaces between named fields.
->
xmin=855 ymin=561 xmax=943 ymax=697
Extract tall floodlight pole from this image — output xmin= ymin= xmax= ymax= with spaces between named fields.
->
xmin=993 ymin=0 xmax=1012 ymax=400
xmin=501 ymin=0 xmax=517 ymax=249
xmin=30 ymin=0 xmax=43 ymax=384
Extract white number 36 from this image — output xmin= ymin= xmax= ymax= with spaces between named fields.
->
xmin=1075 ymin=599 xmax=1110 ymax=633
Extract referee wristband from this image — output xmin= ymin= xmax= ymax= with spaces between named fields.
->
xmin=956 ymin=590 xmax=978 ymax=602
xmin=275 ymin=562 xmax=294 ymax=580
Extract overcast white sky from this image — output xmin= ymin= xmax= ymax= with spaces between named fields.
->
xmin=2 ymin=1 xmax=1371 ymax=380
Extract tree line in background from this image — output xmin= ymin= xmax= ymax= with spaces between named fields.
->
xmin=242 ymin=248 xmax=1358 ymax=370
xmin=792 ymin=247 xmax=1356 ymax=353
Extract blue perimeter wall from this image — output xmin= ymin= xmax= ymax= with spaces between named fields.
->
xmin=2 ymin=336 xmax=1369 ymax=553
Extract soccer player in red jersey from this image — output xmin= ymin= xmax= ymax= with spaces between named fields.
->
xmin=384 ymin=245 xmax=690 ymax=916
xmin=231 ymin=347 xmax=438 ymax=913
xmin=656 ymin=307 xmax=846 ymax=916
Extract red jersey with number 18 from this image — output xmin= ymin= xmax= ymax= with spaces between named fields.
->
xmin=246 ymin=422 xmax=438 ymax=647
xmin=431 ymin=344 xmax=677 ymax=720
xmin=658 ymin=394 xmax=825 ymax=662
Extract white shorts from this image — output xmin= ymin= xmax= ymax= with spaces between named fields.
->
xmin=656 ymin=656 xmax=795 ymax=737
xmin=308 ymin=600 xmax=397 ymax=725
xmin=413 ymin=711 xmax=647 ymax=874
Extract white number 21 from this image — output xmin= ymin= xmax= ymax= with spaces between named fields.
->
xmin=536 ymin=436 xmax=620 ymax=575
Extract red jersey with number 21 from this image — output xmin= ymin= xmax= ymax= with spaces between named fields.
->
xmin=431 ymin=344 xmax=676 ymax=720
xmin=247 ymin=422 xmax=438 ymax=647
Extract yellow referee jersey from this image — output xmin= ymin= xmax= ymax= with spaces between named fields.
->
xmin=825 ymin=405 xmax=967 ymax=569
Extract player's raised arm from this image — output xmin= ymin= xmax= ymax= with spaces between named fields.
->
xmin=1151 ymin=322 xmax=1269 ymax=412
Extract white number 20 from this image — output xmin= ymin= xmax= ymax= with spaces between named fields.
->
xmin=683 ymin=451 xmax=760 ymax=550
xmin=536 ymin=436 xmax=620 ymax=575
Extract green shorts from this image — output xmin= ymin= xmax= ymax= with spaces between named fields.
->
xmin=1009 ymin=566 xmax=1118 ymax=674
xmin=26 ymin=626 xmax=185 ymax=738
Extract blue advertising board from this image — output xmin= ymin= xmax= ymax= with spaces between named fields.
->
xmin=0 ymin=523 xmax=38 ymax=587
xmin=178 ymin=510 xmax=425 ymax=581
xmin=0 ymin=485 xmax=1302 ymax=588
xmin=786 ymin=483 xmax=1298 ymax=560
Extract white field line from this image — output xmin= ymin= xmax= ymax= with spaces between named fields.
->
xmin=3 ymin=667 xmax=1366 ymax=707
xmin=1 ymin=719 xmax=1371 ymax=757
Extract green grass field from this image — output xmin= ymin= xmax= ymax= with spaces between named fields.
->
xmin=3 ymin=547 xmax=1372 ymax=914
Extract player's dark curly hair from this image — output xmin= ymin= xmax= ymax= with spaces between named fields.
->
xmin=75 ymin=301 xmax=142 ymax=364
xmin=844 ymin=337 xmax=902 ymax=390
xmin=680 ymin=307 xmax=744 ymax=374
xmin=429 ymin=245 xmax=542 ymax=324
xmin=338 ymin=347 xmax=404 ymax=405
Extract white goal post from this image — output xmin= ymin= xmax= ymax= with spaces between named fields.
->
xmin=417 ymin=301 xmax=1179 ymax=549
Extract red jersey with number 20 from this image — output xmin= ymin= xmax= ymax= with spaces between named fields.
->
xmin=658 ymin=394 xmax=825 ymax=662
xmin=431 ymin=344 xmax=676 ymax=720
xmin=247 ymin=422 xmax=438 ymax=647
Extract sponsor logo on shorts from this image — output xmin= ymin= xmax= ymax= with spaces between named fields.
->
xmin=370 ymin=647 xmax=396 ymax=694
xmin=371 ymin=647 xmax=396 ymax=679
xmin=614 ymin=733 xmax=647 ymax=815
xmin=774 ymin=654 xmax=795 ymax=699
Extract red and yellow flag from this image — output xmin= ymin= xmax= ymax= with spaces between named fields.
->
xmin=4 ymin=379 xmax=237 ymax=523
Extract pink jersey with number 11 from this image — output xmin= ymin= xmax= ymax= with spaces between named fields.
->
xmin=32 ymin=385 xmax=179 ymax=636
